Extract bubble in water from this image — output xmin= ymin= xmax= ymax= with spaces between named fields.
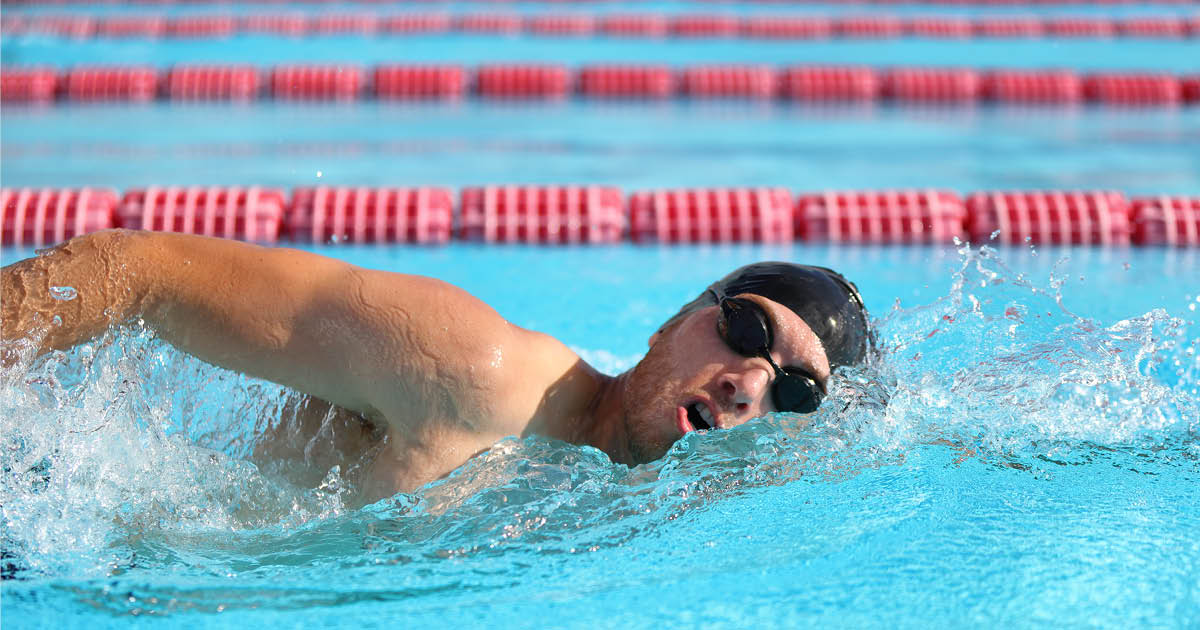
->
xmin=49 ymin=286 xmax=77 ymax=301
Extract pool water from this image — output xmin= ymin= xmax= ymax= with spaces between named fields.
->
xmin=5 ymin=102 xmax=1200 ymax=196
xmin=1 ymin=243 xmax=1197 ymax=627
xmin=3 ymin=3 xmax=1200 ymax=196
xmin=2 ymin=1 xmax=1200 ymax=627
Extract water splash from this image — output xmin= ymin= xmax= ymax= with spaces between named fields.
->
xmin=0 ymin=328 xmax=351 ymax=579
xmin=1 ymin=245 xmax=1196 ymax=614
xmin=48 ymin=286 xmax=77 ymax=301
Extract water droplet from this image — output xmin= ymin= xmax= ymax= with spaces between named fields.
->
xmin=49 ymin=286 xmax=77 ymax=301
xmin=316 ymin=170 xmax=323 ymax=178
xmin=51 ymin=315 xmax=62 ymax=326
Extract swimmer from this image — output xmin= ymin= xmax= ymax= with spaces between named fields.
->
xmin=1 ymin=230 xmax=870 ymax=500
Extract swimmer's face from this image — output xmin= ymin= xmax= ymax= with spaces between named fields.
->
xmin=621 ymin=293 xmax=832 ymax=463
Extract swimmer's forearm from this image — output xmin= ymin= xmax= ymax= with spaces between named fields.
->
xmin=1 ymin=229 xmax=382 ymax=411
xmin=3 ymin=229 xmax=515 ymax=421
xmin=1 ymin=230 xmax=330 ymax=378
xmin=1 ymin=229 xmax=152 ymax=360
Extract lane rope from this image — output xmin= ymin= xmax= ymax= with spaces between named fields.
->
xmin=3 ymin=12 xmax=1199 ymax=41
xmin=3 ymin=186 xmax=1196 ymax=246
xmin=4 ymin=63 xmax=1198 ymax=105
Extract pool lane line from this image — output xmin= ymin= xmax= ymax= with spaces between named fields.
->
xmin=2 ymin=64 xmax=1198 ymax=106
xmin=3 ymin=13 xmax=1199 ymax=42
xmin=2 ymin=187 xmax=1197 ymax=247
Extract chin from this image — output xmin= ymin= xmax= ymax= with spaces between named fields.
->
xmin=623 ymin=415 xmax=674 ymax=465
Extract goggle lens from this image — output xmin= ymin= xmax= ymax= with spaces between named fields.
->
xmin=717 ymin=297 xmax=823 ymax=414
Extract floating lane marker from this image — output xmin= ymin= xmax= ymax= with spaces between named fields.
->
xmin=4 ymin=13 xmax=1198 ymax=41
xmin=2 ymin=187 xmax=1196 ymax=248
xmin=5 ymin=64 xmax=1196 ymax=107
xmin=289 ymin=187 xmax=454 ymax=245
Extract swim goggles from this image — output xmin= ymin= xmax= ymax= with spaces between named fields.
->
xmin=710 ymin=289 xmax=825 ymax=414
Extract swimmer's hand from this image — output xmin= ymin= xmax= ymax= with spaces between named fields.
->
xmin=3 ymin=229 xmax=145 ymax=366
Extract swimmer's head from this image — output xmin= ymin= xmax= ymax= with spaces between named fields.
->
xmin=617 ymin=261 xmax=871 ymax=465
xmin=659 ymin=261 xmax=871 ymax=371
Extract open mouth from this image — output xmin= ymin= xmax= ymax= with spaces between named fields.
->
xmin=686 ymin=402 xmax=714 ymax=431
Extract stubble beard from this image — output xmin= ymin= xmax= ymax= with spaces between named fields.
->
xmin=620 ymin=339 xmax=679 ymax=465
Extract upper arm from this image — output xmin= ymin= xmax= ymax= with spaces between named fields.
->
xmin=136 ymin=232 xmax=516 ymax=422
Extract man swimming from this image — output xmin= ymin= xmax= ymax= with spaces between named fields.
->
xmin=1 ymin=230 xmax=870 ymax=501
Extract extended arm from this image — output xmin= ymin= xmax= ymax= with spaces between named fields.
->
xmin=1 ymin=229 xmax=517 ymax=422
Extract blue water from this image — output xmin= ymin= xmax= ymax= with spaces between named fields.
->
xmin=7 ymin=33 xmax=1200 ymax=71
xmin=3 ymin=3 xmax=1200 ymax=627
xmin=5 ymin=0 xmax=1200 ymax=72
xmin=3 ymin=3 xmax=1199 ymax=195
xmin=1 ymin=243 xmax=1198 ymax=628
xmin=3 ymin=103 xmax=1200 ymax=194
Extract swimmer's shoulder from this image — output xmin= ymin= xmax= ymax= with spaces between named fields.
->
xmin=472 ymin=323 xmax=585 ymax=435
xmin=346 ymin=267 xmax=580 ymax=434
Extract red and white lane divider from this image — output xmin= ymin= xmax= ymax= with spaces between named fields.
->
xmin=1 ymin=188 xmax=117 ymax=247
xmin=460 ymin=185 xmax=624 ymax=244
xmin=965 ymin=191 xmax=1131 ymax=245
xmin=166 ymin=65 xmax=259 ymax=102
xmin=982 ymin=70 xmax=1083 ymax=104
xmin=289 ymin=187 xmax=454 ymax=244
xmin=270 ymin=65 xmax=364 ymax=102
xmin=780 ymin=66 xmax=879 ymax=101
xmin=374 ymin=65 xmax=466 ymax=101
xmin=4 ymin=64 xmax=1197 ymax=106
xmin=578 ymin=65 xmax=674 ymax=99
xmin=1 ymin=187 xmax=1196 ymax=247
xmin=117 ymin=187 xmax=286 ymax=243
xmin=5 ymin=12 xmax=1199 ymax=41
xmin=0 ymin=67 xmax=57 ymax=103
xmin=680 ymin=65 xmax=777 ymax=100
xmin=475 ymin=64 xmax=571 ymax=100
xmin=629 ymin=188 xmax=794 ymax=243
xmin=1131 ymin=196 xmax=1200 ymax=246
xmin=796 ymin=190 xmax=966 ymax=244
xmin=599 ymin=14 xmax=669 ymax=38
xmin=64 ymin=66 xmax=157 ymax=102
xmin=883 ymin=67 xmax=981 ymax=103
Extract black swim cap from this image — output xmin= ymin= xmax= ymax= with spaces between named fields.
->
xmin=663 ymin=262 xmax=871 ymax=370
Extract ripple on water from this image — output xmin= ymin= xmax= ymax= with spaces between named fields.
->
xmin=1 ymin=245 xmax=1197 ymax=625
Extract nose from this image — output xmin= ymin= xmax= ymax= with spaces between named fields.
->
xmin=716 ymin=363 xmax=772 ymax=423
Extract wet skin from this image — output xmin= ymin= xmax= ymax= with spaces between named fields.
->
xmin=618 ymin=293 xmax=831 ymax=464
xmin=1 ymin=230 xmax=831 ymax=502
